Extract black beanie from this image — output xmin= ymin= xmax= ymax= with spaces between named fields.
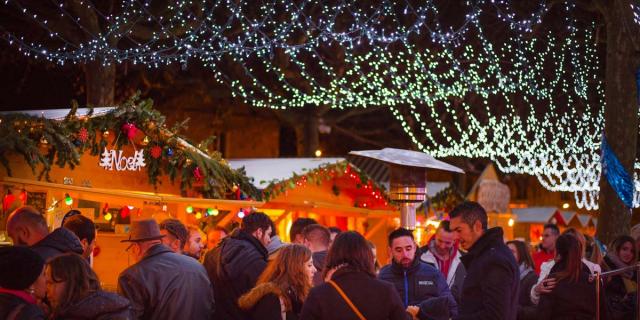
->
xmin=0 ymin=246 xmax=44 ymax=290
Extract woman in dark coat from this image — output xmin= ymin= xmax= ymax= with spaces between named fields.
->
xmin=536 ymin=234 xmax=598 ymax=320
xmin=601 ymin=235 xmax=637 ymax=320
xmin=300 ymin=231 xmax=409 ymax=320
xmin=507 ymin=240 xmax=538 ymax=319
xmin=0 ymin=246 xmax=47 ymax=320
xmin=46 ymin=253 xmax=132 ymax=319
xmin=239 ymin=244 xmax=316 ymax=320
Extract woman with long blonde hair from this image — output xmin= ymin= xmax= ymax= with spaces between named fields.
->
xmin=239 ymin=244 xmax=316 ymax=320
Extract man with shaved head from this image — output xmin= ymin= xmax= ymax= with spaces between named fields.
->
xmin=7 ymin=206 xmax=83 ymax=261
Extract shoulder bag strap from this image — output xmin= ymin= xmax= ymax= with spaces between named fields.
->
xmin=7 ymin=303 xmax=26 ymax=320
xmin=327 ymin=280 xmax=366 ymax=320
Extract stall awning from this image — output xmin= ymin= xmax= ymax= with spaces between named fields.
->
xmin=512 ymin=207 xmax=558 ymax=223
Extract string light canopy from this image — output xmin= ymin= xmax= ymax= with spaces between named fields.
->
xmin=1 ymin=0 xmax=638 ymax=209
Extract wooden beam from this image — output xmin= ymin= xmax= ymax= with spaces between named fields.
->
xmin=216 ymin=211 xmax=237 ymax=229
xmin=3 ymin=177 xmax=264 ymax=209
xmin=364 ymin=218 xmax=388 ymax=240
xmin=273 ymin=211 xmax=291 ymax=225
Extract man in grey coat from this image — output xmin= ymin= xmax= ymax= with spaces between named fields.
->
xmin=118 ymin=219 xmax=214 ymax=320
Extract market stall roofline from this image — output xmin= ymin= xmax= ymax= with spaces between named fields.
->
xmin=227 ymin=158 xmax=452 ymax=196
xmin=227 ymin=158 xmax=344 ymax=189
xmin=3 ymin=177 xmax=264 ymax=207
xmin=0 ymin=107 xmax=115 ymax=120
xmin=0 ymin=107 xmax=213 ymax=161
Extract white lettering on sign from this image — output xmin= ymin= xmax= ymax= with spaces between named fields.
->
xmin=99 ymin=148 xmax=146 ymax=171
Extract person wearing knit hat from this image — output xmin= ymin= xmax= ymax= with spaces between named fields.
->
xmin=0 ymin=246 xmax=47 ymax=319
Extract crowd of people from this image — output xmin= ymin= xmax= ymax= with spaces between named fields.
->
xmin=0 ymin=202 xmax=638 ymax=319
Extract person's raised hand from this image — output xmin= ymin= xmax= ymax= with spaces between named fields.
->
xmin=406 ymin=306 xmax=419 ymax=320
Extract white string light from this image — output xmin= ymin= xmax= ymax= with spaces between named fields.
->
xmin=3 ymin=0 xmax=639 ymax=210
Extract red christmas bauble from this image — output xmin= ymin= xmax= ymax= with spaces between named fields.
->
xmin=78 ymin=127 xmax=89 ymax=143
xmin=121 ymin=123 xmax=138 ymax=140
xmin=150 ymin=146 xmax=162 ymax=159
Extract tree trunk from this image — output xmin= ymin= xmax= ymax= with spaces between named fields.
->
xmin=301 ymin=106 xmax=320 ymax=157
xmin=85 ymin=60 xmax=115 ymax=106
xmin=596 ymin=0 xmax=639 ymax=244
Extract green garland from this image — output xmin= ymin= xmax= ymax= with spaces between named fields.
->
xmin=261 ymin=161 xmax=389 ymax=207
xmin=429 ymin=185 xmax=465 ymax=213
xmin=0 ymin=95 xmax=260 ymax=200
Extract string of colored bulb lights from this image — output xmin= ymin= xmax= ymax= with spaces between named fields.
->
xmin=2 ymin=0 xmax=639 ymax=209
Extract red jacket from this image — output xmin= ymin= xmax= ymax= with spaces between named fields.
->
xmin=532 ymin=249 xmax=555 ymax=275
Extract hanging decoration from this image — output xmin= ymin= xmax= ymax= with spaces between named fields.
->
xmin=99 ymin=148 xmax=146 ymax=171
xmin=150 ymin=145 xmax=162 ymax=159
xmin=193 ymin=167 xmax=203 ymax=181
xmin=3 ymin=189 xmax=15 ymax=212
xmin=102 ymin=203 xmax=109 ymax=216
xmin=18 ymin=189 xmax=27 ymax=203
xmin=77 ymin=127 xmax=89 ymax=144
xmin=601 ymin=135 xmax=635 ymax=209
xmin=120 ymin=206 xmax=131 ymax=219
xmin=64 ymin=193 xmax=73 ymax=206
xmin=121 ymin=123 xmax=138 ymax=140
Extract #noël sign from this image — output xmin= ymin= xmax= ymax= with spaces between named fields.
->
xmin=99 ymin=148 xmax=146 ymax=171
xmin=477 ymin=180 xmax=510 ymax=213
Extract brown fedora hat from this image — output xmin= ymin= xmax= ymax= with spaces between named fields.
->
xmin=121 ymin=219 xmax=166 ymax=243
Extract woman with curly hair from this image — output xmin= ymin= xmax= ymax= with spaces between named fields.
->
xmin=239 ymin=244 xmax=316 ymax=320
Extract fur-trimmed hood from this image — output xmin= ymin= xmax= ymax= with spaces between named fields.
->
xmin=238 ymin=282 xmax=284 ymax=310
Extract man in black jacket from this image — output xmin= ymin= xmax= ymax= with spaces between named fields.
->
xmin=118 ymin=219 xmax=214 ymax=320
xmin=204 ymin=212 xmax=273 ymax=320
xmin=449 ymin=201 xmax=519 ymax=320
xmin=379 ymin=228 xmax=458 ymax=320
xmin=7 ymin=206 xmax=83 ymax=262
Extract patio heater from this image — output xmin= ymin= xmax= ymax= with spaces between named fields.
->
xmin=346 ymin=148 xmax=464 ymax=230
